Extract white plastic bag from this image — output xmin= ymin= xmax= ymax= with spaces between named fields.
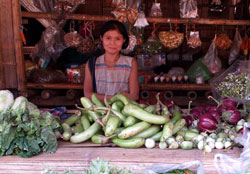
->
xmin=202 ymin=35 xmax=222 ymax=74
xmin=214 ymin=122 xmax=250 ymax=174
xmin=144 ymin=160 xmax=204 ymax=174
xmin=229 ymin=28 xmax=242 ymax=65
xmin=179 ymin=0 xmax=198 ymax=18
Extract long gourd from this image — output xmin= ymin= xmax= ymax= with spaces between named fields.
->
xmin=123 ymin=103 xmax=169 ymax=124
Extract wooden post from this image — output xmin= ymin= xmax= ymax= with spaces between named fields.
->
xmin=0 ymin=1 xmax=6 ymax=89
xmin=0 ymin=26 xmax=5 ymax=90
xmin=12 ymin=0 xmax=27 ymax=96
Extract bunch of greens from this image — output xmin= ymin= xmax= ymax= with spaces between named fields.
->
xmin=41 ymin=158 xmax=133 ymax=174
xmin=0 ymin=90 xmax=62 ymax=158
xmin=216 ymin=72 xmax=250 ymax=101
xmin=159 ymin=169 xmax=193 ymax=174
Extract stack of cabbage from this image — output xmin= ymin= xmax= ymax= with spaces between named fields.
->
xmin=0 ymin=90 xmax=62 ymax=158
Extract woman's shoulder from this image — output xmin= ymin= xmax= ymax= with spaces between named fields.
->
xmin=119 ymin=55 xmax=135 ymax=65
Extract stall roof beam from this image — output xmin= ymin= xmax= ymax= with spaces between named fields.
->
xmin=21 ymin=11 xmax=250 ymax=26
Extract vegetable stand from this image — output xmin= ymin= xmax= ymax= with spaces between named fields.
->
xmin=0 ymin=140 xmax=242 ymax=174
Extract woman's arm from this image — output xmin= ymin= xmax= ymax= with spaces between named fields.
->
xmin=121 ymin=58 xmax=139 ymax=101
xmin=84 ymin=61 xmax=113 ymax=100
xmin=83 ymin=61 xmax=93 ymax=99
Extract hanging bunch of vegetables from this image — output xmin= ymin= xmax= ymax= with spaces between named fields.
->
xmin=0 ymin=90 xmax=62 ymax=158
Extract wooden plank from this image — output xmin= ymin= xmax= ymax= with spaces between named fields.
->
xmin=12 ymin=0 xmax=27 ymax=95
xmin=0 ymin=141 xmax=243 ymax=174
xmin=21 ymin=11 xmax=250 ymax=25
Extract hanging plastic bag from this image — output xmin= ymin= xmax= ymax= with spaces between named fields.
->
xmin=64 ymin=21 xmax=83 ymax=48
xmin=144 ymin=160 xmax=204 ymax=174
xmin=229 ymin=28 xmax=242 ymax=65
xmin=31 ymin=26 xmax=66 ymax=64
xmin=134 ymin=11 xmax=149 ymax=28
xmin=142 ymin=23 xmax=162 ymax=55
xmin=214 ymin=122 xmax=250 ymax=174
xmin=179 ymin=0 xmax=198 ymax=18
xmin=209 ymin=0 xmax=226 ymax=12
xmin=215 ymin=33 xmax=232 ymax=50
xmin=187 ymin=31 xmax=202 ymax=48
xmin=122 ymin=34 xmax=137 ymax=54
xmin=202 ymin=35 xmax=222 ymax=74
xmin=149 ymin=1 xmax=163 ymax=17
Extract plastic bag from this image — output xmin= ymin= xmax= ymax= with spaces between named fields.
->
xmin=214 ymin=122 xmax=250 ymax=174
xmin=149 ymin=2 xmax=163 ymax=17
xmin=202 ymin=36 xmax=222 ymax=74
xmin=210 ymin=60 xmax=250 ymax=103
xmin=186 ymin=58 xmax=214 ymax=83
xmin=122 ymin=34 xmax=137 ymax=54
xmin=229 ymin=28 xmax=242 ymax=65
xmin=31 ymin=26 xmax=67 ymax=63
xmin=179 ymin=0 xmax=198 ymax=18
xmin=187 ymin=31 xmax=202 ymax=48
xmin=144 ymin=160 xmax=204 ymax=174
xmin=134 ymin=11 xmax=149 ymax=28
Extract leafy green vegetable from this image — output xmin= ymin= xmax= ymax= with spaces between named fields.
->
xmin=41 ymin=158 xmax=133 ymax=174
xmin=0 ymin=90 xmax=14 ymax=114
xmin=0 ymin=90 xmax=62 ymax=158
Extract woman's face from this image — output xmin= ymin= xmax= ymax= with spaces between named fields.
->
xmin=101 ymin=30 xmax=125 ymax=55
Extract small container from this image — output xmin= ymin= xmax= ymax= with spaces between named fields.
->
xmin=196 ymin=75 xmax=204 ymax=84
xmin=171 ymin=75 xmax=177 ymax=83
xmin=184 ymin=75 xmax=189 ymax=83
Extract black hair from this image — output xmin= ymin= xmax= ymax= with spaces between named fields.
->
xmin=100 ymin=20 xmax=129 ymax=49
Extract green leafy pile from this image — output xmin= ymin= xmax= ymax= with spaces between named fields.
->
xmin=0 ymin=90 xmax=62 ymax=158
xmin=41 ymin=158 xmax=133 ymax=174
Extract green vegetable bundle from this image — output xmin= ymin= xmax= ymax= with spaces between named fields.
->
xmin=0 ymin=90 xmax=62 ymax=158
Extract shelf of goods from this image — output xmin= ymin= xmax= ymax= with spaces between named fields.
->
xmin=20 ymin=11 xmax=250 ymax=94
xmin=0 ymin=140 xmax=242 ymax=174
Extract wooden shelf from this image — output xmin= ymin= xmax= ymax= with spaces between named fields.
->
xmin=27 ymin=82 xmax=211 ymax=91
xmin=27 ymin=82 xmax=83 ymax=90
xmin=21 ymin=11 xmax=250 ymax=25
xmin=140 ymin=83 xmax=211 ymax=91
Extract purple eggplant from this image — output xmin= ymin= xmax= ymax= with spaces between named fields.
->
xmin=198 ymin=113 xmax=218 ymax=132
xmin=221 ymin=107 xmax=241 ymax=125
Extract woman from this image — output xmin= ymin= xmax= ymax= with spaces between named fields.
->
xmin=84 ymin=20 xmax=139 ymax=101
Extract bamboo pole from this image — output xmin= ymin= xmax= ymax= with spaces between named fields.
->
xmin=12 ymin=0 xmax=27 ymax=96
xmin=21 ymin=11 xmax=250 ymax=25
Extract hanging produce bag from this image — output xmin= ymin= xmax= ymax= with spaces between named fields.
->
xmin=179 ymin=0 xmax=198 ymax=18
xmin=149 ymin=1 xmax=163 ymax=17
xmin=187 ymin=31 xmax=202 ymax=48
xmin=64 ymin=21 xmax=83 ymax=48
xmin=202 ymin=35 xmax=222 ymax=74
xmin=229 ymin=28 xmax=242 ymax=65
xmin=215 ymin=33 xmax=232 ymax=50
